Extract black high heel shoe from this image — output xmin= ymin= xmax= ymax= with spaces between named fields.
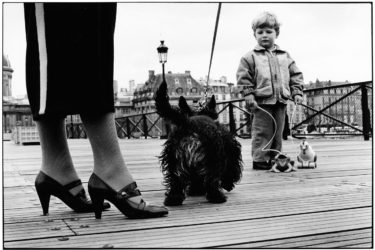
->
xmin=35 ymin=171 xmax=110 ymax=215
xmin=88 ymin=173 xmax=168 ymax=219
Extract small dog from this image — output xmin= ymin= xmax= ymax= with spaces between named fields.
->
xmin=154 ymin=80 xmax=243 ymax=206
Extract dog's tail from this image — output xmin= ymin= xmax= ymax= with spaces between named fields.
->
xmin=154 ymin=80 xmax=187 ymax=126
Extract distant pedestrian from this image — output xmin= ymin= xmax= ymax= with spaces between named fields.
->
xmin=236 ymin=11 xmax=304 ymax=170
xmin=24 ymin=3 xmax=168 ymax=219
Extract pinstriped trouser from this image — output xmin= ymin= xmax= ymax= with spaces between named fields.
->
xmin=251 ymin=102 xmax=287 ymax=162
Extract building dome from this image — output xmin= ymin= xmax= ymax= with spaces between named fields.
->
xmin=3 ymin=55 xmax=13 ymax=73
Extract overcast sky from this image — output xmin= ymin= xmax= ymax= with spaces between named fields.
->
xmin=3 ymin=2 xmax=372 ymax=97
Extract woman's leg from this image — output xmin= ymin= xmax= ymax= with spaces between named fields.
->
xmin=36 ymin=117 xmax=82 ymax=195
xmin=80 ymin=112 xmax=141 ymax=203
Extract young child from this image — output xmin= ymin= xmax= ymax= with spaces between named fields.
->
xmin=236 ymin=11 xmax=304 ymax=170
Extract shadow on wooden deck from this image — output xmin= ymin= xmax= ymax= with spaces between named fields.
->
xmin=3 ymin=138 xmax=373 ymax=248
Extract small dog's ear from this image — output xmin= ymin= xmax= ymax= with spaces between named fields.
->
xmin=207 ymin=95 xmax=216 ymax=109
xmin=179 ymin=96 xmax=192 ymax=116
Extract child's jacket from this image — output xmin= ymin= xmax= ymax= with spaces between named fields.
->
xmin=236 ymin=44 xmax=304 ymax=105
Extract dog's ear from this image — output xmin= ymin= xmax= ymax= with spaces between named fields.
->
xmin=179 ymin=96 xmax=193 ymax=116
xmin=207 ymin=95 xmax=216 ymax=109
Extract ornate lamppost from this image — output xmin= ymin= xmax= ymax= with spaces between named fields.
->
xmin=157 ymin=40 xmax=169 ymax=138
xmin=157 ymin=40 xmax=168 ymax=83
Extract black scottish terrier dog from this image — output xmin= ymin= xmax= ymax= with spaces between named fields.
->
xmin=154 ymin=80 xmax=243 ymax=206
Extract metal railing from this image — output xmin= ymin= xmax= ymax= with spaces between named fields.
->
xmin=291 ymin=81 xmax=372 ymax=140
xmin=66 ymin=81 xmax=372 ymax=141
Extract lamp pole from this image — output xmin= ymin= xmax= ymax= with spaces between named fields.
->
xmin=162 ymin=62 xmax=165 ymax=83
xmin=157 ymin=40 xmax=169 ymax=138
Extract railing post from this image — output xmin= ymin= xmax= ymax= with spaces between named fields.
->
xmin=143 ymin=114 xmax=148 ymax=139
xmin=126 ymin=118 xmax=131 ymax=139
xmin=70 ymin=115 xmax=74 ymax=139
xmin=283 ymin=112 xmax=290 ymax=140
xmin=73 ymin=124 xmax=77 ymax=139
xmin=361 ymin=84 xmax=371 ymax=141
xmin=66 ymin=123 xmax=70 ymax=139
xmin=228 ymin=103 xmax=236 ymax=135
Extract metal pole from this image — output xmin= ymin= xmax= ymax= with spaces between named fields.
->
xmin=361 ymin=84 xmax=371 ymax=140
xmin=162 ymin=63 xmax=166 ymax=82
xmin=143 ymin=114 xmax=148 ymax=139
xmin=126 ymin=118 xmax=131 ymax=139
xmin=70 ymin=115 xmax=74 ymax=138
xmin=229 ymin=103 xmax=236 ymax=135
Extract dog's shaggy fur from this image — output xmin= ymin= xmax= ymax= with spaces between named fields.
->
xmin=154 ymin=80 xmax=243 ymax=206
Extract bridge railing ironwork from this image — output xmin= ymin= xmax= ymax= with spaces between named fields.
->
xmin=66 ymin=81 xmax=372 ymax=141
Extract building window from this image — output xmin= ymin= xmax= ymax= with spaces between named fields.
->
xmin=191 ymin=87 xmax=197 ymax=94
xmin=175 ymin=78 xmax=179 ymax=85
xmin=187 ymin=78 xmax=192 ymax=85
xmin=176 ymin=87 xmax=183 ymax=95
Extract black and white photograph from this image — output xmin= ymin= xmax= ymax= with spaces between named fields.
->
xmin=2 ymin=1 xmax=373 ymax=248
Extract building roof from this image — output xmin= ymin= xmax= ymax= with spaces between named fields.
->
xmin=306 ymin=80 xmax=350 ymax=89
xmin=137 ymin=71 xmax=206 ymax=95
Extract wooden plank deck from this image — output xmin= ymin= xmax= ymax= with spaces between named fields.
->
xmin=3 ymin=138 xmax=373 ymax=248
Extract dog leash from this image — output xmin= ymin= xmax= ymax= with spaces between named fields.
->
xmin=255 ymin=106 xmax=283 ymax=155
xmin=289 ymin=103 xmax=298 ymax=148
xmin=204 ymin=3 xmax=222 ymax=103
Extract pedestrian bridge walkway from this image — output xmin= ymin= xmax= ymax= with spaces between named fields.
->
xmin=3 ymin=138 xmax=372 ymax=248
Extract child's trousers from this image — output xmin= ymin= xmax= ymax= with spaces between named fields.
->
xmin=251 ymin=102 xmax=287 ymax=162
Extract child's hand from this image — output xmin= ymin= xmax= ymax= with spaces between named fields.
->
xmin=294 ymin=95 xmax=303 ymax=104
xmin=245 ymin=94 xmax=258 ymax=111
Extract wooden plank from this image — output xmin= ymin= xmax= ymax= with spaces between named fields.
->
xmin=4 ymin=207 xmax=371 ymax=248
xmin=223 ymin=228 xmax=372 ymax=248
xmin=3 ymin=172 xmax=371 ymax=221
xmin=5 ymin=160 xmax=371 ymax=191
xmin=5 ymin=192 xmax=370 ymax=239
xmin=344 ymin=242 xmax=373 ymax=248
xmin=4 ymin=219 xmax=74 ymax=242
xmin=4 ymin=170 xmax=371 ymax=221
xmin=306 ymin=237 xmax=373 ymax=248
xmin=3 ymin=189 xmax=371 ymax=225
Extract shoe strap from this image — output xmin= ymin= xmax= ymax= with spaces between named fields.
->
xmin=118 ymin=182 xmax=141 ymax=198
xmin=64 ymin=179 xmax=83 ymax=191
